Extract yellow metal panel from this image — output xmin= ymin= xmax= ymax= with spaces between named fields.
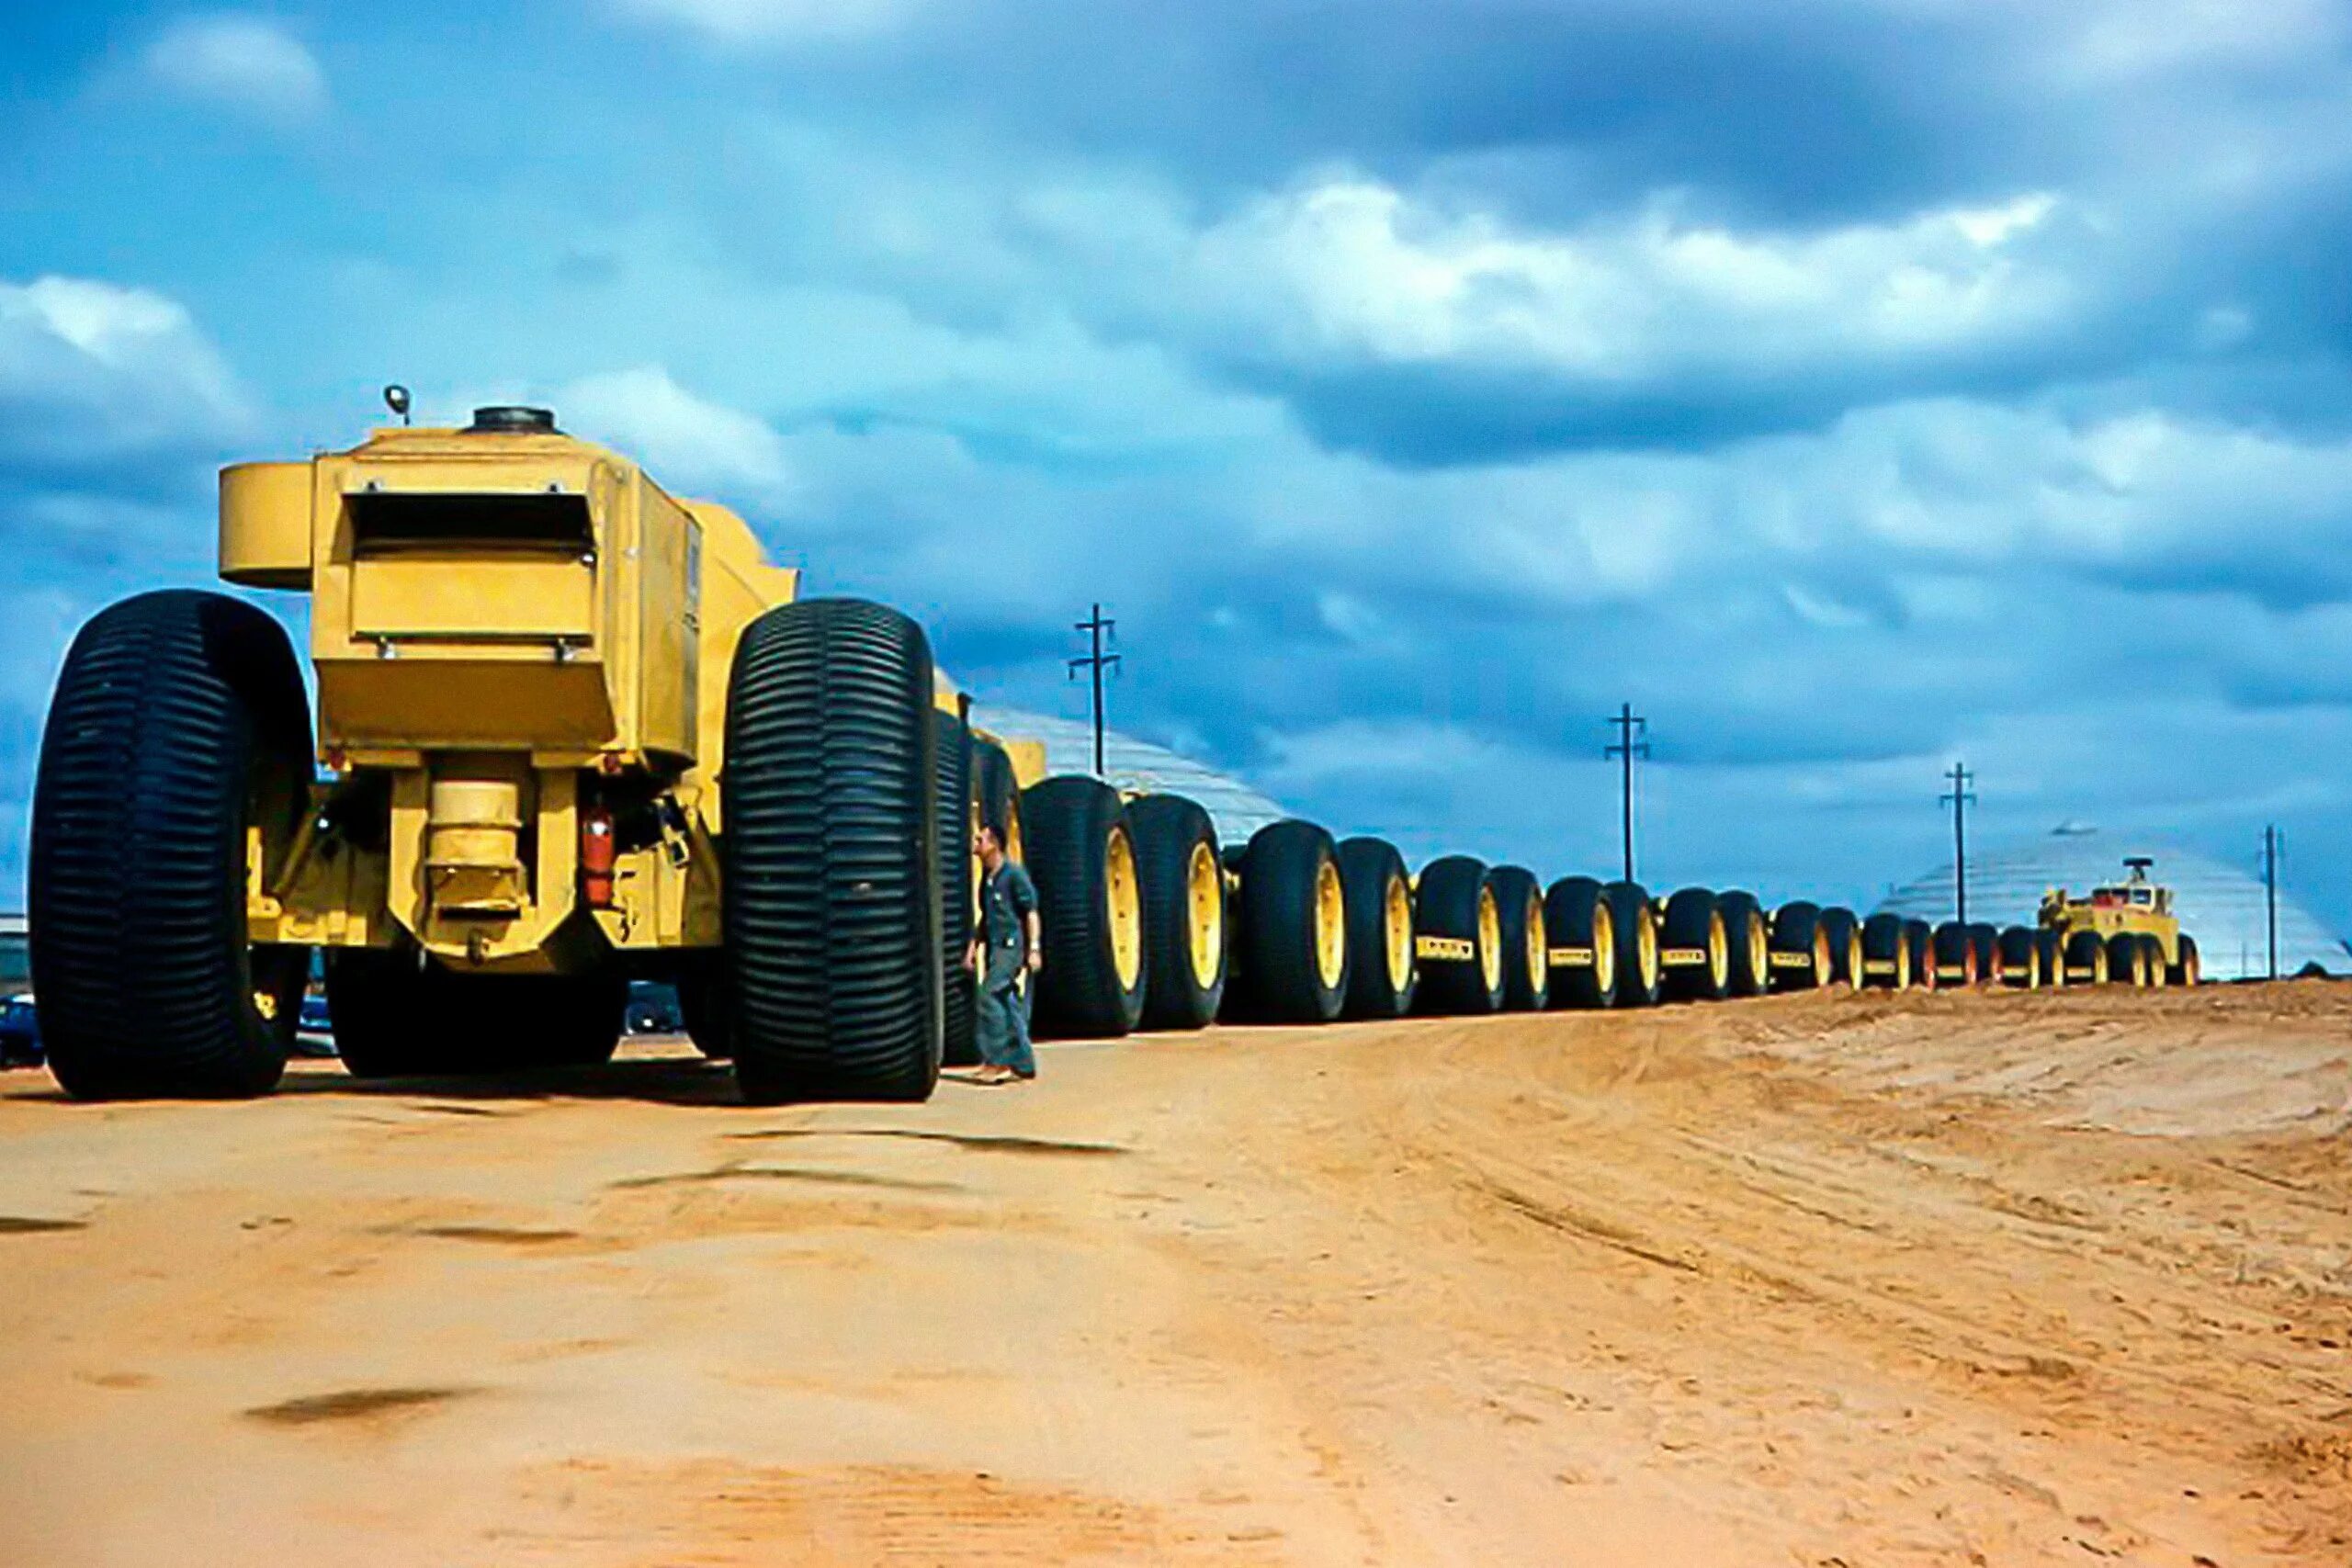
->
xmin=350 ymin=556 xmax=594 ymax=638
xmin=219 ymin=461 xmax=313 ymax=589
xmin=634 ymin=478 xmax=700 ymax=764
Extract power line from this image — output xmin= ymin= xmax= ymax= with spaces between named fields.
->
xmin=1604 ymin=703 xmax=1649 ymax=885
xmin=1067 ymin=602 xmax=1121 ymax=779
xmin=1940 ymin=762 xmax=1976 ymax=925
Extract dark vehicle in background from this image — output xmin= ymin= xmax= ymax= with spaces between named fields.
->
xmin=293 ymin=993 xmax=337 ymax=1057
xmin=0 ymin=995 xmax=41 ymax=1068
xmin=626 ymin=980 xmax=684 ymax=1035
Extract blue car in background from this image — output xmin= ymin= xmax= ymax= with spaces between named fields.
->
xmin=292 ymin=993 xmax=338 ymax=1057
xmin=0 ymin=995 xmax=40 ymax=1068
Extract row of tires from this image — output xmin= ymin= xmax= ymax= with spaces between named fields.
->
xmin=975 ymin=772 xmax=2206 ymax=1059
xmin=24 ymin=591 xmax=2195 ymax=1105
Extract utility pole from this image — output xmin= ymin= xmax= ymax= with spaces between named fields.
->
xmin=2262 ymin=825 xmax=2280 ymax=980
xmin=1941 ymin=762 xmax=1976 ymax=925
xmin=1604 ymin=703 xmax=1649 ymax=885
xmin=1068 ymin=603 xmax=1121 ymax=778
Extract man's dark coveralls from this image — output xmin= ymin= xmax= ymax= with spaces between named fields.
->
xmin=976 ymin=858 xmax=1039 ymax=1077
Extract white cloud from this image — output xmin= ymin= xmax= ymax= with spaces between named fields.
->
xmin=142 ymin=15 xmax=327 ymax=123
xmin=557 ymin=366 xmax=795 ymax=497
xmin=1196 ymin=176 xmax=2075 ymax=379
xmin=0 ymin=276 xmax=250 ymax=466
xmin=616 ymin=0 xmax=914 ymax=44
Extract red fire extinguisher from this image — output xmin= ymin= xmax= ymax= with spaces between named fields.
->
xmin=582 ymin=807 xmax=617 ymax=909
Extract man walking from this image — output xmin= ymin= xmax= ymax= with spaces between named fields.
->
xmin=965 ymin=820 xmax=1041 ymax=1084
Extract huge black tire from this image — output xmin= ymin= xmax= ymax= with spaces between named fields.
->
xmin=1415 ymin=856 xmax=1503 ymax=1014
xmin=2139 ymin=932 xmax=2168 ymax=989
xmin=973 ymin=737 xmax=1023 ymax=861
xmin=1228 ymin=820 xmax=1349 ymax=1023
xmin=1024 ymin=775 xmax=1147 ymax=1038
xmin=2035 ymin=928 xmax=2065 ymax=990
xmin=1605 ymin=881 xmax=1662 ymax=1008
xmin=1818 ymin=907 xmax=1863 ymax=987
xmin=2105 ymin=931 xmax=2147 ymax=987
xmin=1129 ymin=794 xmax=1226 ymax=1030
xmin=1718 ymin=891 xmax=1770 ymax=998
xmin=1490 ymin=865 xmax=1548 ymax=1011
xmin=1904 ymin=919 xmax=1935 ymax=990
xmin=30 ymin=591 xmax=312 ymax=1100
xmin=1769 ymin=902 xmax=1830 ymax=992
xmin=328 ymin=947 xmax=625 ymax=1076
xmin=675 ymin=952 xmax=732 ymax=1059
xmin=724 ymin=598 xmax=942 ymax=1104
xmin=1659 ymin=888 xmax=1730 ymax=1002
xmin=1544 ymin=876 xmax=1617 ymax=1010
xmin=1932 ymin=921 xmax=1978 ymax=987
xmin=1338 ymin=838 xmax=1416 ymax=1019
xmin=1996 ymin=926 xmax=2040 ymax=988
xmin=1966 ymin=923 xmax=2003 ymax=985
xmin=936 ymin=709 xmax=978 ymax=1066
xmin=1860 ymin=913 xmax=1910 ymax=989
xmin=2171 ymin=934 xmax=2201 ymax=987
xmin=2064 ymin=929 xmax=2109 ymax=986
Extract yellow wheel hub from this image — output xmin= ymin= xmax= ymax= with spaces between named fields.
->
xmin=1105 ymin=824 xmax=1143 ymax=992
xmin=1637 ymin=908 xmax=1659 ymax=991
xmin=1522 ymin=893 xmax=1545 ymax=998
xmin=1593 ymin=899 xmax=1616 ymax=985
xmin=1185 ymin=840 xmax=1222 ymax=992
xmin=1383 ymin=873 xmax=1412 ymax=993
xmin=1747 ymin=916 xmax=1768 ymax=987
xmin=1313 ymin=856 xmax=1346 ymax=992
xmin=1705 ymin=910 xmax=1727 ymax=991
xmin=1476 ymin=886 xmax=1502 ymax=996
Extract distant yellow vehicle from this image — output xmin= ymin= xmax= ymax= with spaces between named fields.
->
xmin=2038 ymin=858 xmax=2200 ymax=987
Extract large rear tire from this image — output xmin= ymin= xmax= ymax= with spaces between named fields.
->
xmin=936 ymin=709 xmax=978 ymax=1067
xmin=973 ymin=738 xmax=1023 ymax=864
xmin=2105 ymin=931 xmax=2147 ymax=987
xmin=1818 ymin=907 xmax=1862 ymax=987
xmin=1338 ymin=838 xmax=1416 ymax=1019
xmin=1769 ymin=902 xmax=1830 ymax=992
xmin=1659 ymin=888 xmax=1729 ymax=1002
xmin=1415 ymin=857 xmax=1503 ymax=1014
xmin=1024 ymin=776 xmax=1148 ymax=1038
xmin=1860 ymin=913 xmax=1910 ymax=989
xmin=2064 ymin=929 xmax=2109 ymax=986
xmin=1932 ymin=921 xmax=1978 ymax=987
xmin=1996 ymin=927 xmax=2040 ymax=988
xmin=1130 ymin=794 xmax=1226 ymax=1030
xmin=2171 ymin=934 xmax=2201 ymax=987
xmin=2034 ymin=929 xmax=2064 ymax=991
xmin=1605 ymin=881 xmax=1662 ymax=1008
xmin=1904 ymin=919 xmax=1935 ymax=991
xmin=724 ymin=598 xmax=942 ymax=1104
xmin=1718 ymin=891 xmax=1770 ymax=998
xmin=1229 ymin=820 xmax=1348 ymax=1022
xmin=1967 ymin=923 xmax=2002 ymax=985
xmin=1490 ymin=865 xmax=1548 ymax=1011
xmin=1544 ymin=876 xmax=1617 ymax=1010
xmin=30 ymin=591 xmax=312 ymax=1100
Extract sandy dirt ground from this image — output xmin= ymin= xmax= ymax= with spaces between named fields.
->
xmin=2 ymin=981 xmax=2348 ymax=1566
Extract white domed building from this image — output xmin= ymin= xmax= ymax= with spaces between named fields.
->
xmin=1874 ymin=823 xmax=2346 ymax=982
xmin=969 ymin=704 xmax=1289 ymax=849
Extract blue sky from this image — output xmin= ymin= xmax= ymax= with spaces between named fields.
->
xmin=6 ymin=1 xmax=2352 ymax=928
